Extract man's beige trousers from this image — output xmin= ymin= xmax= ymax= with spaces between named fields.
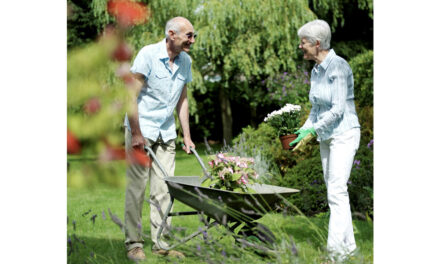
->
xmin=124 ymin=128 xmax=175 ymax=251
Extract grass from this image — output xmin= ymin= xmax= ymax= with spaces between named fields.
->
xmin=67 ymin=145 xmax=373 ymax=263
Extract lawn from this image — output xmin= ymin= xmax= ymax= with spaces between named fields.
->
xmin=67 ymin=145 xmax=373 ymax=263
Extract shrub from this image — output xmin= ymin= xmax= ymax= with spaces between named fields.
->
xmin=262 ymin=63 xmax=312 ymax=108
xmin=358 ymin=105 xmax=373 ymax=142
xmin=230 ymin=123 xmax=281 ymax=182
xmin=278 ymin=149 xmax=329 ymax=215
xmin=332 ymin=40 xmax=368 ymax=60
xmin=278 ymin=137 xmax=373 ymax=218
xmin=349 ymin=137 xmax=374 ymax=218
xmin=349 ymin=50 xmax=373 ymax=107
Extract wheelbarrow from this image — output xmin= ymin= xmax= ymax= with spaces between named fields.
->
xmin=144 ymin=145 xmax=299 ymax=253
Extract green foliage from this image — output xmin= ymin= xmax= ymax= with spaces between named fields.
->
xmin=276 ymin=136 xmax=373 ymax=217
xmin=279 ymin=150 xmax=329 ymax=215
xmin=68 ymin=0 xmax=109 ymax=49
xmin=350 ymin=50 xmax=373 ymax=107
xmin=349 ymin=138 xmax=374 ymax=217
xmin=232 ymin=123 xmax=279 ymax=168
xmin=189 ymin=0 xmax=316 ymax=97
xmin=358 ymin=105 xmax=373 ymax=143
xmin=67 ymin=33 xmax=135 ymax=186
xmin=68 ymin=158 xmax=126 ymax=188
xmin=67 ymin=40 xmax=131 ymax=150
xmin=310 ymin=0 xmax=373 ymax=29
xmin=262 ymin=63 xmax=312 ymax=108
xmin=332 ymin=40 xmax=368 ymax=60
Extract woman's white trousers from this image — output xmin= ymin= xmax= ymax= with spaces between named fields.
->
xmin=319 ymin=127 xmax=361 ymax=260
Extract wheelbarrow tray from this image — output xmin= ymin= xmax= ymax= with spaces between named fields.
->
xmin=165 ymin=176 xmax=299 ymax=224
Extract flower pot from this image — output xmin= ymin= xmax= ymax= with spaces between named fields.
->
xmin=279 ymin=134 xmax=297 ymax=150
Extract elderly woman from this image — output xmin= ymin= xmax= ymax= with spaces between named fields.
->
xmin=289 ymin=19 xmax=361 ymax=261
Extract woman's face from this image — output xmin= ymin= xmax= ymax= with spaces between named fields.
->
xmin=299 ymin=37 xmax=318 ymax=61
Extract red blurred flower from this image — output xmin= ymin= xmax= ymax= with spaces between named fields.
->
xmin=130 ymin=149 xmax=152 ymax=168
xmin=83 ymin=97 xmax=101 ymax=114
xmin=101 ymin=145 xmax=126 ymax=161
xmin=107 ymin=0 xmax=150 ymax=27
xmin=116 ymin=62 xmax=135 ymax=84
xmin=101 ymin=144 xmax=151 ymax=167
xmin=67 ymin=129 xmax=81 ymax=154
xmin=112 ymin=42 xmax=133 ymax=62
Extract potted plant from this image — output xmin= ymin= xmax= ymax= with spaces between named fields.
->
xmin=264 ymin=104 xmax=302 ymax=150
xmin=201 ymin=153 xmax=260 ymax=193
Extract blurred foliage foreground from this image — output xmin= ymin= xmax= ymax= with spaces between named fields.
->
xmin=68 ymin=0 xmax=152 ymax=186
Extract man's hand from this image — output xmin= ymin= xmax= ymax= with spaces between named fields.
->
xmin=289 ymin=128 xmax=316 ymax=146
xmin=182 ymin=137 xmax=195 ymax=154
xmin=131 ymin=132 xmax=146 ymax=151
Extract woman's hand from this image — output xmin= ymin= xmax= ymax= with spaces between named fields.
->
xmin=289 ymin=128 xmax=316 ymax=146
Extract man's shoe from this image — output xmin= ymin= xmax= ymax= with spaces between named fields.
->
xmin=152 ymin=249 xmax=185 ymax=258
xmin=127 ymin=247 xmax=146 ymax=261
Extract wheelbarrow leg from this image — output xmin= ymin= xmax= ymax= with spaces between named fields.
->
xmin=156 ymin=198 xmax=219 ymax=251
xmin=156 ymin=197 xmax=174 ymax=250
xmin=230 ymin=222 xmax=277 ymax=255
xmin=240 ymin=222 xmax=276 ymax=245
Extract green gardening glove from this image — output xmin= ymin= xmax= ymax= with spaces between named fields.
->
xmin=289 ymin=128 xmax=317 ymax=146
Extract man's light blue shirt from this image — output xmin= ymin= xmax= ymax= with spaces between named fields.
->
xmin=124 ymin=39 xmax=192 ymax=142
xmin=301 ymin=49 xmax=360 ymax=141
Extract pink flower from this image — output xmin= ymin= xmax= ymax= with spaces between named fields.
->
xmin=240 ymin=175 xmax=249 ymax=184
xmin=237 ymin=162 xmax=247 ymax=168
xmin=217 ymin=153 xmax=225 ymax=159
xmin=208 ymin=161 xmax=213 ymax=168
xmin=228 ymin=167 xmax=234 ymax=174
xmin=218 ymin=170 xmax=225 ymax=180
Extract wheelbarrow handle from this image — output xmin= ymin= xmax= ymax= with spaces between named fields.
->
xmin=144 ymin=145 xmax=170 ymax=179
xmin=185 ymin=145 xmax=212 ymax=181
xmin=144 ymin=144 xmax=212 ymax=181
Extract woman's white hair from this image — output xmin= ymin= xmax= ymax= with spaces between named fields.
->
xmin=165 ymin=17 xmax=187 ymax=38
xmin=297 ymin=19 xmax=331 ymax=50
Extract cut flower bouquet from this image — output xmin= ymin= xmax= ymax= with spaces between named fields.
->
xmin=264 ymin=103 xmax=302 ymax=137
xmin=201 ymin=153 xmax=260 ymax=193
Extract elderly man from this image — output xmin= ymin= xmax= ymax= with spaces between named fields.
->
xmin=124 ymin=16 xmax=196 ymax=261
xmin=290 ymin=19 xmax=361 ymax=262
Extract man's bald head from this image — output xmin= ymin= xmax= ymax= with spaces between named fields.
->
xmin=165 ymin=17 xmax=193 ymax=38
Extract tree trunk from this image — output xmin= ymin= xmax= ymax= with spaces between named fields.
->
xmin=219 ymin=85 xmax=233 ymax=144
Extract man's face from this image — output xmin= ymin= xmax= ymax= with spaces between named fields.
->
xmin=172 ymin=22 xmax=196 ymax=53
xmin=299 ymin=37 xmax=317 ymax=61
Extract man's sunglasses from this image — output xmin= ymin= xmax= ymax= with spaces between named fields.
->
xmin=185 ymin=33 xmax=197 ymax=39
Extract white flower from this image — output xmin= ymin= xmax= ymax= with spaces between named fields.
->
xmin=264 ymin=104 xmax=301 ymax=122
